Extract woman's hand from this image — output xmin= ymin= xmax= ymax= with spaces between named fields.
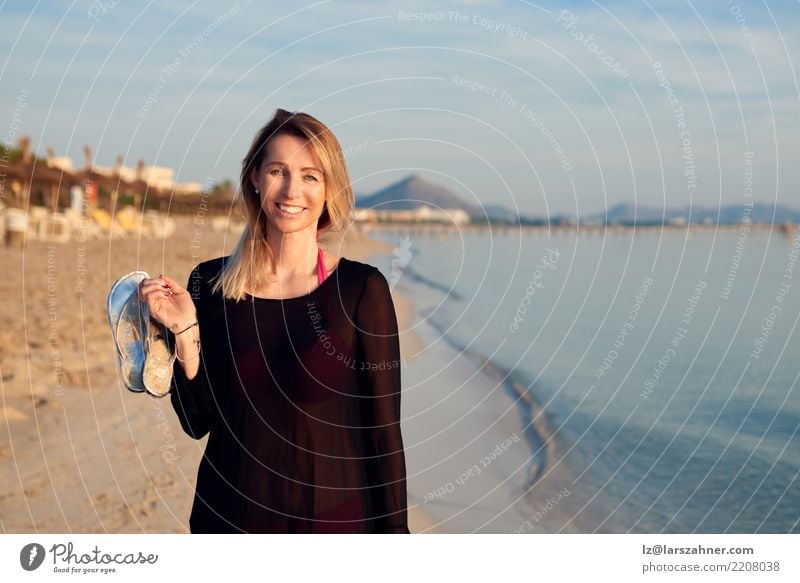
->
xmin=138 ymin=274 xmax=197 ymax=333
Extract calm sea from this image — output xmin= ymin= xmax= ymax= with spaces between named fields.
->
xmin=369 ymin=226 xmax=799 ymax=533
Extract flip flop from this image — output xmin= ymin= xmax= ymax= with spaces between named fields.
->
xmin=141 ymin=302 xmax=175 ymax=398
xmin=107 ymin=271 xmax=149 ymax=393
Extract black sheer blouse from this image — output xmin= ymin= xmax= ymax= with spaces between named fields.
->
xmin=169 ymin=256 xmax=409 ymax=533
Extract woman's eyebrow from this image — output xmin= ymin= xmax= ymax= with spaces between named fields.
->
xmin=263 ymin=160 xmax=323 ymax=173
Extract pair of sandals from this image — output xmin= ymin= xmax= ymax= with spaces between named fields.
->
xmin=106 ymin=271 xmax=175 ymax=398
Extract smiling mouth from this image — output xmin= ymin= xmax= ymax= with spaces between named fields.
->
xmin=275 ymin=202 xmax=306 ymax=215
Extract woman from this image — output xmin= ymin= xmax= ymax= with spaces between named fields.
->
xmin=138 ymin=108 xmax=409 ymax=533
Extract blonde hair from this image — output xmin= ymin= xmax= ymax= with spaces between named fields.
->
xmin=211 ymin=108 xmax=355 ymax=301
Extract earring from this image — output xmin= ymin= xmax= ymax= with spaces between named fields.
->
xmin=255 ymin=187 xmax=260 ymax=194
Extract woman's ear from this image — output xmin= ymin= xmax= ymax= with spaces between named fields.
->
xmin=250 ymin=166 xmax=260 ymax=191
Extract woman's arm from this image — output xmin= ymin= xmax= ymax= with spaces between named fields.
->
xmin=356 ymin=268 xmax=410 ymax=533
xmin=169 ymin=265 xmax=216 ymax=440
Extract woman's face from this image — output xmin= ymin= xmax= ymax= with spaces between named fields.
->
xmin=251 ymin=133 xmax=326 ymax=235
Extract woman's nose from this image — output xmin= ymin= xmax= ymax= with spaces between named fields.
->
xmin=282 ymin=174 xmax=304 ymax=199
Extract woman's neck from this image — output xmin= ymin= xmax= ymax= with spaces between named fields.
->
xmin=264 ymin=229 xmax=318 ymax=280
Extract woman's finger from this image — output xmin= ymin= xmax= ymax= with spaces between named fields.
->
xmin=142 ymin=282 xmax=176 ymax=302
xmin=160 ymin=274 xmax=184 ymax=292
xmin=140 ymin=279 xmax=169 ymax=291
xmin=139 ymin=278 xmax=161 ymax=297
xmin=161 ymin=275 xmax=187 ymax=295
xmin=139 ymin=282 xmax=169 ymax=300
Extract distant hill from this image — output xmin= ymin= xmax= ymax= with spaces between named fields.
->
xmin=355 ymin=175 xmax=534 ymax=222
xmin=481 ymin=203 xmax=522 ymax=222
xmin=356 ymin=174 xmax=483 ymax=217
xmin=583 ymin=202 xmax=800 ymax=225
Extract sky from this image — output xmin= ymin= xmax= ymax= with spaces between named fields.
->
xmin=1 ymin=0 xmax=798 ymax=217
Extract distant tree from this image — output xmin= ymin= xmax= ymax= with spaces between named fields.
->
xmin=1 ymin=145 xmax=47 ymax=166
xmin=213 ymin=179 xmax=235 ymax=198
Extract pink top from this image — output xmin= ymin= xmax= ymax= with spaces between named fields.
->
xmin=316 ymin=246 xmax=328 ymax=285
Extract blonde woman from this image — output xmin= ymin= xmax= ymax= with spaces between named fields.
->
xmin=138 ymin=108 xmax=409 ymax=533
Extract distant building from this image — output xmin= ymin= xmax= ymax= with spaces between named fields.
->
xmin=174 ymin=182 xmax=204 ymax=194
xmin=47 ymin=156 xmax=74 ymax=173
xmin=355 ymin=206 xmax=471 ymax=225
xmin=50 ymin=156 xmax=202 ymax=194
xmin=138 ymin=166 xmax=174 ymax=190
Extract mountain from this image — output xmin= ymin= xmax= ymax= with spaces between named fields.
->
xmin=587 ymin=202 xmax=668 ymax=224
xmin=684 ymin=203 xmax=800 ymax=224
xmin=583 ymin=202 xmax=800 ymax=225
xmin=356 ymin=174 xmax=482 ymax=216
xmin=481 ymin=203 xmax=522 ymax=222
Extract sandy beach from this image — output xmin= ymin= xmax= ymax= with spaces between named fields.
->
xmin=0 ymin=215 xmax=437 ymax=533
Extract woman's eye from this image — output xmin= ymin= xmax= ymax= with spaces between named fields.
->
xmin=268 ymin=168 xmax=285 ymax=176
xmin=304 ymin=174 xmax=319 ymax=182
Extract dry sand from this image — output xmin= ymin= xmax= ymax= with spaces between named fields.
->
xmin=0 ymin=215 xmax=435 ymax=533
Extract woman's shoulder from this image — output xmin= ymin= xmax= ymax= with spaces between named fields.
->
xmin=338 ymin=256 xmax=379 ymax=276
xmin=337 ymin=257 xmax=387 ymax=290
xmin=185 ymin=256 xmax=226 ymax=289
xmin=337 ymin=258 xmax=395 ymax=307
xmin=180 ymin=257 xmax=226 ymax=303
xmin=194 ymin=255 xmax=228 ymax=277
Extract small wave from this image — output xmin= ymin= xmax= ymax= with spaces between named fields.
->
xmin=421 ymin=312 xmax=556 ymax=489
xmin=401 ymin=265 xmax=464 ymax=302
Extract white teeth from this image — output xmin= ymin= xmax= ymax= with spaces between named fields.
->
xmin=277 ymin=203 xmax=304 ymax=214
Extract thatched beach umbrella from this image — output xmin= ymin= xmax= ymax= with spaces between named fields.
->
xmin=3 ymin=138 xmax=71 ymax=210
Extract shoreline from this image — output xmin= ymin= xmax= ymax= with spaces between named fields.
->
xmin=381 ymin=246 xmax=595 ymax=533
xmin=420 ymin=314 xmax=556 ymax=488
xmin=357 ymin=232 xmax=555 ymax=532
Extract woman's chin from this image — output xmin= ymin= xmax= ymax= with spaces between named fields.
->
xmin=265 ymin=215 xmax=317 ymax=234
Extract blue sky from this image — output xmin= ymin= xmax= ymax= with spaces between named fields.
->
xmin=1 ymin=0 xmax=798 ymax=216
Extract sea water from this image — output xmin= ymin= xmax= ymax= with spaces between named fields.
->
xmin=369 ymin=227 xmax=799 ymax=533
